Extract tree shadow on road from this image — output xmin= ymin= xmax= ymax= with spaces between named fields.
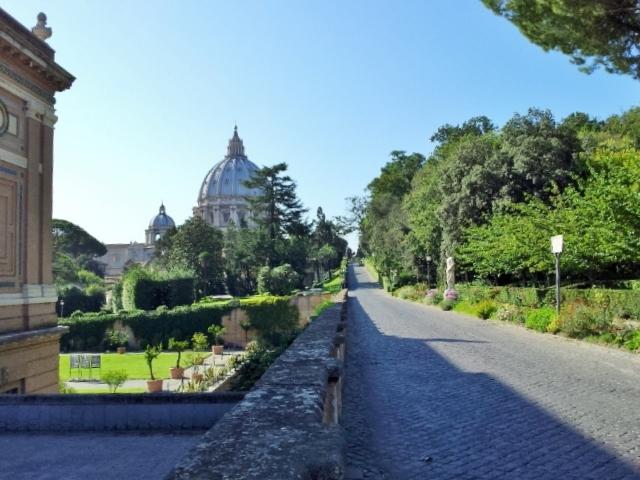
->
xmin=343 ymin=269 xmax=640 ymax=480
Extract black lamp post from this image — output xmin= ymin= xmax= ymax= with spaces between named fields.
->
xmin=59 ymin=299 xmax=65 ymax=318
xmin=426 ymin=255 xmax=432 ymax=289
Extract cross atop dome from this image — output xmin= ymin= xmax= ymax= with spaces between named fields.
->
xmin=227 ymin=125 xmax=246 ymax=157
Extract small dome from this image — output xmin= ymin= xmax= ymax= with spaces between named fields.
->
xmin=149 ymin=203 xmax=175 ymax=229
xmin=198 ymin=127 xmax=261 ymax=202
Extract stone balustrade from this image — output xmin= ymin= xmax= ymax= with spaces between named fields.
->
xmin=167 ymin=290 xmax=348 ymax=480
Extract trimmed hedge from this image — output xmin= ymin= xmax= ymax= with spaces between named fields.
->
xmin=59 ymin=295 xmax=301 ymax=351
xmin=131 ymin=278 xmax=195 ymax=311
xmin=59 ymin=311 xmax=114 ymax=350
xmin=59 ymin=302 xmax=232 ymax=352
xmin=121 ymin=265 xmax=195 ymax=311
xmin=57 ymin=286 xmax=105 ymax=317
xmin=456 ymin=284 xmax=640 ymax=319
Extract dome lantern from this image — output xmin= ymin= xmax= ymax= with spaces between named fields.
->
xmin=146 ymin=203 xmax=175 ymax=244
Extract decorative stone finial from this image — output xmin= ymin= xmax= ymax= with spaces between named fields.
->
xmin=227 ymin=125 xmax=245 ymax=157
xmin=32 ymin=12 xmax=52 ymax=41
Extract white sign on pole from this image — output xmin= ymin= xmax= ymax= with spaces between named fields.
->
xmin=551 ymin=235 xmax=564 ymax=254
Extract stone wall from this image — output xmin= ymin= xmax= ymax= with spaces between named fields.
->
xmin=222 ymin=292 xmax=334 ymax=348
xmin=167 ymin=290 xmax=348 ymax=480
xmin=0 ymin=392 xmax=243 ymax=432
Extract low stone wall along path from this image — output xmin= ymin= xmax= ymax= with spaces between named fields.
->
xmin=343 ymin=265 xmax=640 ymax=480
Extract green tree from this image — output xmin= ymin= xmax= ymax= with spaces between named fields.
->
xmin=483 ymin=0 xmax=640 ymax=79
xmin=52 ymin=219 xmax=107 ymax=280
xmin=359 ymin=151 xmax=425 ymax=287
xmin=223 ymin=225 xmax=261 ymax=296
xmin=257 ymin=264 xmax=301 ymax=295
xmin=244 ymin=162 xmax=309 ymax=243
xmin=52 ymin=219 xmax=107 ymax=258
xmin=155 ymin=216 xmax=224 ymax=297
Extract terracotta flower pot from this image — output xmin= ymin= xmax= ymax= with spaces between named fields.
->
xmin=170 ymin=367 xmax=184 ymax=379
xmin=146 ymin=379 xmax=163 ymax=393
xmin=116 ymin=346 xmax=126 ymax=354
xmin=191 ymin=372 xmax=204 ymax=383
xmin=213 ymin=345 xmax=224 ymax=355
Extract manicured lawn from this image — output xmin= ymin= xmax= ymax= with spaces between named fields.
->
xmin=59 ymin=351 xmax=206 ymax=381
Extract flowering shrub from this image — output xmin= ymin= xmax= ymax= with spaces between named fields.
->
xmin=444 ymin=288 xmax=458 ymax=301
xmin=424 ymin=289 xmax=442 ymax=305
xmin=493 ymin=305 xmax=525 ymax=324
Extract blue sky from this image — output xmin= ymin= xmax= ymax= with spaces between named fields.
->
xmin=6 ymin=1 xmax=639 ymax=248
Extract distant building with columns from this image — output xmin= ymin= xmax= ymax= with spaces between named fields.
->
xmin=97 ymin=203 xmax=175 ymax=278
xmin=0 ymin=10 xmax=74 ymax=393
xmin=193 ymin=126 xmax=261 ymax=229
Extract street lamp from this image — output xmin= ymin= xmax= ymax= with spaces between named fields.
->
xmin=59 ymin=299 xmax=65 ymax=318
xmin=551 ymin=235 xmax=563 ymax=313
xmin=425 ymin=255 xmax=432 ymax=289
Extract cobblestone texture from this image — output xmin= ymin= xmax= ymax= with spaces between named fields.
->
xmin=343 ymin=266 xmax=640 ymax=480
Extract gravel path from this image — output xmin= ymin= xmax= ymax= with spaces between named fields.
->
xmin=343 ymin=265 xmax=640 ymax=480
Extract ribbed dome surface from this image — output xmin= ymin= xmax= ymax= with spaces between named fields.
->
xmin=149 ymin=204 xmax=175 ymax=228
xmin=198 ymin=127 xmax=261 ymax=202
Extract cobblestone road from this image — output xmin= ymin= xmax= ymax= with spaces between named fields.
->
xmin=343 ymin=266 xmax=640 ymax=480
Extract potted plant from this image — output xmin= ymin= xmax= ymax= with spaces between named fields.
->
xmin=191 ymin=331 xmax=209 ymax=352
xmin=167 ymin=338 xmax=189 ymax=380
xmin=144 ymin=344 xmax=163 ymax=393
xmin=190 ymin=353 xmax=205 ymax=383
xmin=106 ymin=329 xmax=129 ymax=354
xmin=208 ymin=324 xmax=226 ymax=355
xmin=190 ymin=332 xmax=208 ymax=382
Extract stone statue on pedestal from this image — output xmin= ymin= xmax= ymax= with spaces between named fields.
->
xmin=446 ymin=256 xmax=455 ymax=291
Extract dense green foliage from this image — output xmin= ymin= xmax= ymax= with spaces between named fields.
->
xmin=244 ymin=162 xmax=309 ymax=243
xmin=52 ymin=219 xmax=108 ymax=315
xmin=59 ymin=295 xmax=300 ymax=352
xmin=524 ymin=307 xmax=557 ymax=332
xmin=120 ymin=265 xmax=194 ymax=310
xmin=239 ymin=296 xmax=299 ymax=346
xmin=483 ymin=0 xmax=640 ymax=80
xmin=52 ymin=218 xmax=107 ymax=273
xmin=56 ymin=285 xmax=105 ymax=317
xmin=227 ymin=341 xmax=288 ymax=391
xmin=359 ymin=151 xmax=425 ymax=288
xmin=59 ymin=302 xmax=232 ymax=351
xmin=390 ymin=279 xmax=640 ymax=351
xmin=359 ymin=107 xmax=640 ymax=287
xmin=154 ymin=216 xmax=224 ymax=297
xmin=257 ymin=264 xmax=300 ymax=295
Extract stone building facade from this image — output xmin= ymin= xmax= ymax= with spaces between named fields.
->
xmin=0 ymin=10 xmax=74 ymax=393
xmin=97 ymin=203 xmax=175 ymax=278
xmin=193 ymin=126 xmax=261 ymax=229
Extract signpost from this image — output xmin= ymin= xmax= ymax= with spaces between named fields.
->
xmin=551 ymin=235 xmax=564 ymax=313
